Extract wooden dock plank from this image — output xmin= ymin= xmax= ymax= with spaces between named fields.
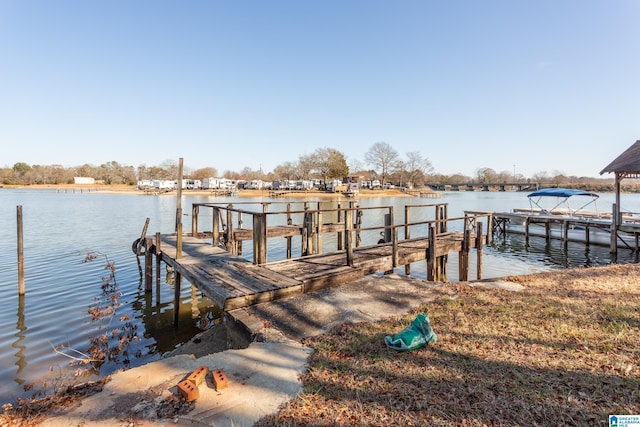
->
xmin=152 ymin=228 xmax=471 ymax=312
xmin=158 ymin=235 xmax=303 ymax=309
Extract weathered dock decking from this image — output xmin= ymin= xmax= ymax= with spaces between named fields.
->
xmin=138 ymin=201 xmax=490 ymax=317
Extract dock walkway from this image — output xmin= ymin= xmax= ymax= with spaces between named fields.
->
xmin=138 ymin=201 xmax=490 ymax=317
xmin=156 ymin=232 xmax=480 ymax=311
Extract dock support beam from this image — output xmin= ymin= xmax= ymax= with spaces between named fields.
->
xmin=155 ymin=232 xmax=162 ymax=303
xmin=427 ymin=225 xmax=436 ymax=281
xmin=176 ymin=158 xmax=183 ymax=260
xmin=173 ymin=271 xmax=181 ymax=326
xmin=476 ymin=222 xmax=483 ymax=280
xmin=404 ymin=206 xmax=411 ymax=275
xmin=459 ymin=229 xmax=470 ymax=281
xmin=17 ymin=205 xmax=24 ymax=296
xmin=145 ymin=236 xmax=153 ymax=293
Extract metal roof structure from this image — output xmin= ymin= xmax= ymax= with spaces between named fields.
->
xmin=599 ymin=140 xmax=640 ymax=255
xmin=600 ymin=140 xmax=640 ymax=178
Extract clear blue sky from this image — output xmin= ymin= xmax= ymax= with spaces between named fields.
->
xmin=1 ymin=1 xmax=639 ymax=179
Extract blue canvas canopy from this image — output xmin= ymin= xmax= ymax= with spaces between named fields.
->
xmin=527 ymin=188 xmax=599 ymax=199
xmin=526 ymin=188 xmax=599 ymax=216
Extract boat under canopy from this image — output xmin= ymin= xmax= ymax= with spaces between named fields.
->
xmin=527 ymin=188 xmax=600 ymax=217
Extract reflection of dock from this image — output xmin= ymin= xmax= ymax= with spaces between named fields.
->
xmin=137 ymin=202 xmax=491 ymax=318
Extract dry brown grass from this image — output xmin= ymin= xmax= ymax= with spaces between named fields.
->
xmin=257 ymin=264 xmax=640 ymax=426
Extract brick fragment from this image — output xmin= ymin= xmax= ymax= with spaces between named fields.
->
xmin=177 ymin=379 xmax=199 ymax=401
xmin=211 ymin=369 xmax=228 ymax=390
xmin=187 ymin=366 xmax=209 ymax=386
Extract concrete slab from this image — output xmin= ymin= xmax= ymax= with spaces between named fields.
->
xmin=42 ymin=340 xmax=312 ymax=427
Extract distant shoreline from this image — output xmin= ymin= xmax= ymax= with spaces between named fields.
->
xmin=1 ymin=183 xmax=416 ymax=198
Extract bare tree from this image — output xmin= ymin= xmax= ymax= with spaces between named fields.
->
xmin=475 ymin=167 xmax=497 ymax=183
xmin=347 ymin=157 xmax=364 ymax=175
xmin=192 ymin=167 xmax=218 ymax=180
xmin=532 ymin=171 xmax=549 ymax=184
xmin=273 ymin=161 xmax=298 ymax=180
xmin=365 ymin=142 xmax=399 ymax=186
xmin=404 ymin=151 xmax=434 ymax=188
xmin=159 ymin=159 xmax=179 ymax=179
xmin=297 ymin=154 xmax=314 ymax=180
xmin=310 ymin=147 xmax=349 ymax=183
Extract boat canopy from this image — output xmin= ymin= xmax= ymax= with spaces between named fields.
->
xmin=527 ymin=188 xmax=599 ymax=199
xmin=526 ymin=188 xmax=600 ymax=217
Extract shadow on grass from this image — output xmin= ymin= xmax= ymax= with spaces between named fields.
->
xmin=257 ymin=277 xmax=640 ymax=426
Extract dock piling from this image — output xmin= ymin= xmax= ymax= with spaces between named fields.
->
xmin=17 ymin=206 xmax=24 ymax=296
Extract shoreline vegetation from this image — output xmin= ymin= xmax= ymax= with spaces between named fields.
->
xmin=4 ymin=181 xmax=640 ymax=196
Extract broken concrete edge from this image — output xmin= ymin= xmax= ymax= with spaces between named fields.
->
xmin=226 ymin=307 xmax=264 ymax=339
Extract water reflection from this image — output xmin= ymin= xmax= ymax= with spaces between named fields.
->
xmin=490 ymin=232 xmax=636 ymax=270
xmin=12 ymin=294 xmax=27 ymax=386
xmin=130 ymin=279 xmax=223 ymax=355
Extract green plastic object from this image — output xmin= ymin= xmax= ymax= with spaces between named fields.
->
xmin=384 ymin=313 xmax=437 ymax=351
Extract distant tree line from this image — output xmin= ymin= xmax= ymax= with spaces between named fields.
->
xmin=1 ymin=142 xmax=621 ymax=190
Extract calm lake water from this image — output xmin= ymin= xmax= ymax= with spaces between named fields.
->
xmin=1 ymin=188 xmax=639 ymax=404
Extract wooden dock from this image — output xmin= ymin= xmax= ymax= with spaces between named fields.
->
xmin=475 ymin=209 xmax=640 ymax=252
xmin=137 ymin=202 xmax=491 ymax=318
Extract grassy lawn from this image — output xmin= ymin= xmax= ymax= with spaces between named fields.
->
xmin=257 ymin=264 xmax=640 ymax=426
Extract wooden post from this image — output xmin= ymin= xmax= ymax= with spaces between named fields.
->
xmin=525 ymin=217 xmax=530 ymax=245
xmin=563 ymin=220 xmax=569 ymax=247
xmin=476 ymin=222 xmax=483 ymax=280
xmin=286 ymin=203 xmax=292 ymax=259
xmin=459 ymin=229 xmax=470 ymax=281
xmin=485 ymin=214 xmax=493 ymax=245
xmin=427 ymin=225 xmax=436 ymax=281
xmin=155 ymin=232 xmax=162 ymax=304
xmin=301 ymin=210 xmax=308 ymax=256
xmin=176 ymin=158 xmax=184 ymax=259
xmin=384 ymin=209 xmax=392 ymax=243
xmin=355 ymin=204 xmax=362 ymax=247
xmin=391 ymin=225 xmax=398 ymax=269
xmin=345 ymin=207 xmax=354 ymax=267
xmin=212 ymin=207 xmax=220 ymax=247
xmin=585 ymin=224 xmax=590 ymax=247
xmin=438 ymin=255 xmax=447 ymax=282
xmin=191 ymin=205 xmax=199 ymax=238
xmin=317 ymin=205 xmax=323 ymax=255
xmin=226 ymin=205 xmax=234 ymax=253
xmin=305 ymin=210 xmax=314 ymax=255
xmin=404 ymin=205 xmax=411 ymax=275
xmin=237 ymin=211 xmax=243 ymax=257
xmin=404 ymin=205 xmax=411 ymax=240
xmin=610 ymin=202 xmax=618 ymax=255
xmin=545 ymin=221 xmax=551 ymax=242
xmin=173 ymin=271 xmax=181 ymax=326
xmin=145 ymin=236 xmax=153 ymax=292
xmin=440 ymin=205 xmax=448 ymax=233
xmin=17 ymin=205 xmax=24 ymax=296
xmin=385 ymin=210 xmax=395 ymax=274
xmin=253 ymin=213 xmax=267 ymax=264
xmin=337 ymin=202 xmax=343 ymax=251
